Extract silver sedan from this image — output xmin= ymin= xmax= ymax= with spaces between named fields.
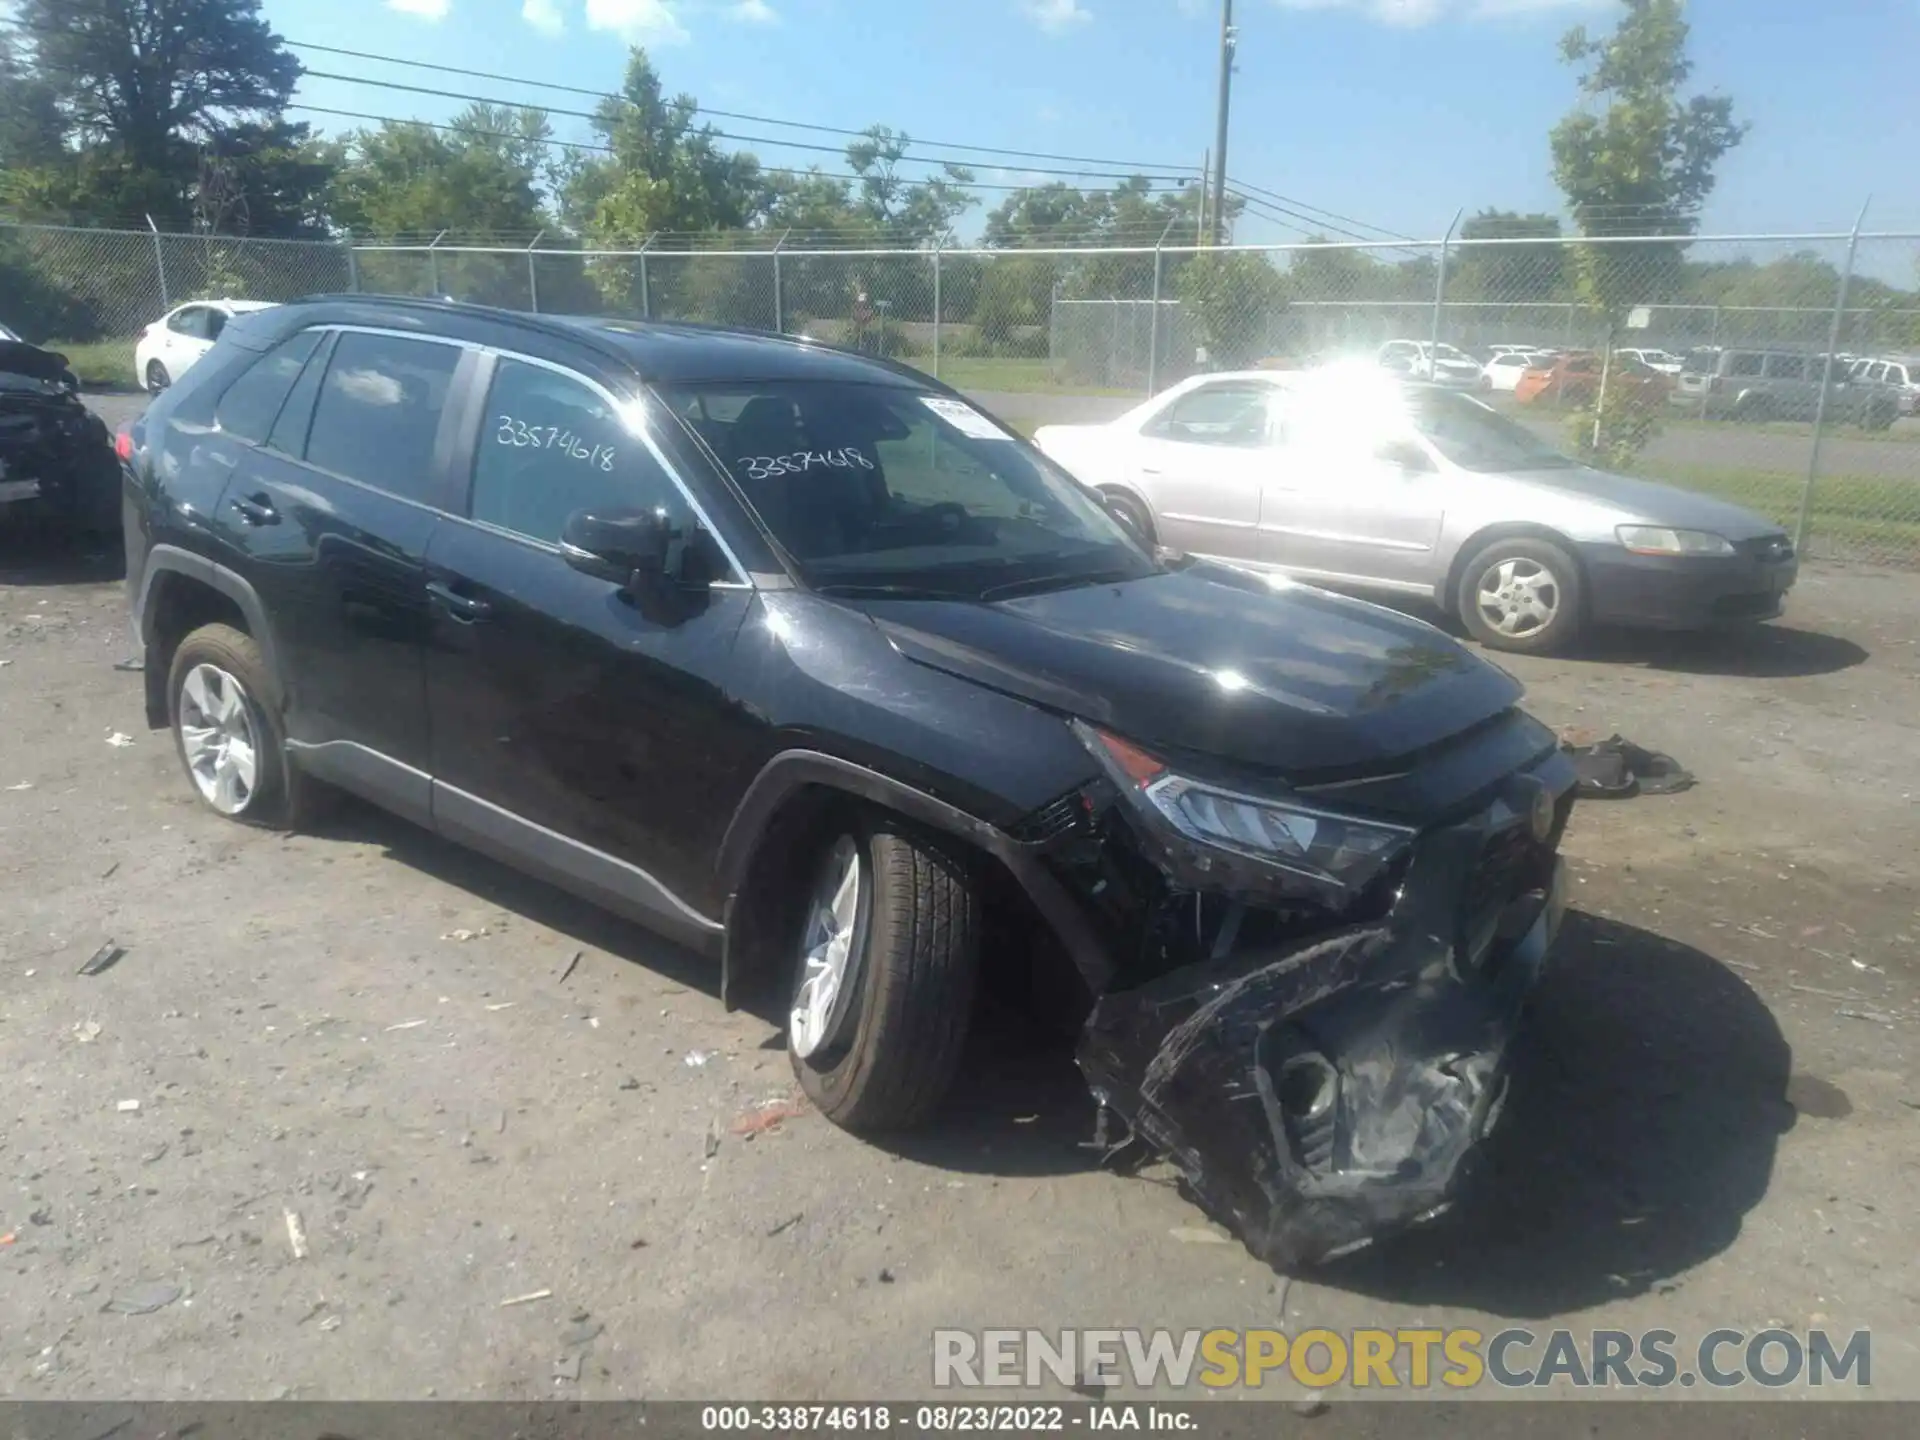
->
xmin=1035 ymin=367 xmax=1797 ymax=654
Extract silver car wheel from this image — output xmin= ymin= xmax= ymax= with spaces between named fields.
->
xmin=1475 ymin=558 xmax=1561 ymax=640
xmin=790 ymin=835 xmax=870 ymax=1060
xmin=178 ymin=662 xmax=261 ymax=815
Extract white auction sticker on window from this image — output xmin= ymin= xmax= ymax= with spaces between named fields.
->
xmin=920 ymin=396 xmax=1013 ymax=441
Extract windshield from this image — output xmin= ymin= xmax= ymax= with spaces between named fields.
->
xmin=660 ymin=379 xmax=1154 ymax=600
xmin=1284 ymin=368 xmax=1575 ymax=473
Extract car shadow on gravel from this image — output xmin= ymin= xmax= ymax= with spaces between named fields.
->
xmin=307 ymin=798 xmax=727 ymax=1002
xmin=0 ymin=524 xmax=125 ymax=586
xmin=1316 ymin=908 xmax=1792 ymax=1315
xmin=1576 ymin=624 xmax=1868 ymax=679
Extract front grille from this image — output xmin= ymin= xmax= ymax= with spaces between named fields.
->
xmin=1463 ymin=825 xmax=1533 ymax=932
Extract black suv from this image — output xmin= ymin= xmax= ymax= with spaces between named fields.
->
xmin=122 ymin=298 xmax=1576 ymax=1268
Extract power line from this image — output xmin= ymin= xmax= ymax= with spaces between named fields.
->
xmin=1224 ymin=175 xmax=1414 ymax=242
xmin=285 ymin=104 xmax=1191 ymax=205
xmin=297 ymin=69 xmax=1197 ymax=187
xmin=285 ymin=39 xmax=1202 ymax=178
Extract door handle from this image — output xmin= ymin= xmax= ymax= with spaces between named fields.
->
xmin=229 ymin=492 xmax=278 ymax=526
xmin=426 ymin=580 xmax=492 ymax=623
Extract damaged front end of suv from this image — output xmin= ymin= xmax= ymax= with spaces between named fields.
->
xmin=0 ymin=339 xmax=121 ymax=535
xmin=1037 ymin=713 xmax=1574 ymax=1271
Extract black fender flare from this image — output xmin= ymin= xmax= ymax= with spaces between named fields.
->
xmin=134 ymin=545 xmax=284 ymax=724
xmin=715 ymin=750 xmax=1115 ymax=1009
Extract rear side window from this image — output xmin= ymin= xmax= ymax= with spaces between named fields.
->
xmin=167 ymin=306 xmax=212 ymax=339
xmin=1766 ymin=354 xmax=1808 ymax=380
xmin=1727 ymin=353 xmax=1764 ymax=377
xmin=304 ymin=332 xmax=460 ymax=502
xmin=470 ymin=359 xmax=686 ymax=545
xmin=1146 ymin=383 xmax=1273 ymax=447
xmin=214 ymin=331 xmax=323 ymax=445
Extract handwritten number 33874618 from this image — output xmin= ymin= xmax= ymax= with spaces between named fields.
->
xmin=495 ymin=416 xmax=615 ymax=471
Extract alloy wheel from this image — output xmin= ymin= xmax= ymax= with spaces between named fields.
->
xmin=177 ymin=662 xmax=261 ymax=815
xmin=1475 ymin=558 xmax=1561 ymax=641
xmin=790 ymin=835 xmax=870 ymax=1060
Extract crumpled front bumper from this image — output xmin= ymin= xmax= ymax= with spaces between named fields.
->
xmin=1075 ymin=798 xmax=1567 ymax=1272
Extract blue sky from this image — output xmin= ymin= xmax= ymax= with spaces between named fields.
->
xmin=272 ymin=0 xmax=1920 ymax=245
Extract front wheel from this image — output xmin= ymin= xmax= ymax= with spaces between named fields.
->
xmin=1101 ymin=490 xmax=1155 ymax=546
xmin=788 ymin=823 xmax=980 ymax=1131
xmin=145 ymin=360 xmax=171 ymax=394
xmin=1458 ymin=537 xmax=1584 ymax=655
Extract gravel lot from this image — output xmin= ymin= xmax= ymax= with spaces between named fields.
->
xmin=3 ymin=409 xmax=1919 ymax=1404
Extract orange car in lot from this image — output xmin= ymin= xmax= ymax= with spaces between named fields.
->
xmin=1514 ymin=351 xmax=1673 ymax=407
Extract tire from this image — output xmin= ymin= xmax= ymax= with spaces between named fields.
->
xmin=788 ymin=821 xmax=981 ymax=1132
xmin=145 ymin=360 xmax=170 ymax=393
xmin=1101 ymin=490 xmax=1155 ymax=546
xmin=167 ymin=622 xmax=315 ymax=830
xmin=1457 ymin=537 xmax=1584 ymax=656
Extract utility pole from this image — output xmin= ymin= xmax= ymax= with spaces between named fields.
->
xmin=1197 ymin=148 xmax=1210 ymax=246
xmin=1209 ymin=0 xmax=1236 ymax=246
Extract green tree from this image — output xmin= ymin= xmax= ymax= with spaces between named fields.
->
xmin=1549 ymin=0 xmax=1747 ymax=319
xmin=324 ymin=105 xmax=551 ymax=240
xmin=844 ymin=126 xmax=975 ymax=241
xmin=8 ymin=0 xmax=307 ymax=228
xmin=1451 ymin=210 xmax=1566 ymax=303
xmin=1174 ymin=252 xmax=1287 ymax=368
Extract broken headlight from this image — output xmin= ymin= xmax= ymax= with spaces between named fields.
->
xmin=1075 ymin=721 xmax=1415 ymax=898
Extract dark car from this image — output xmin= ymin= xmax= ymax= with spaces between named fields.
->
xmin=121 ymin=298 xmax=1576 ymax=1269
xmin=0 ymin=335 xmax=122 ymax=534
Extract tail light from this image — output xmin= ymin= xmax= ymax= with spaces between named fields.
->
xmin=114 ymin=431 xmax=134 ymax=461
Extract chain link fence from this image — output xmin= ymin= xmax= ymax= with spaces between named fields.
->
xmin=8 ymin=217 xmax=1920 ymax=567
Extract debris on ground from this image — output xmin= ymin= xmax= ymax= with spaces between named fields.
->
xmin=878 ymin=1268 xmax=895 ymax=1284
xmin=703 ymin=1120 xmax=722 ymax=1159
xmin=5 ymin=781 xmax=31 ymax=791
xmin=99 ymin=860 xmax=119 ymax=880
xmin=766 ymin=1213 xmax=804 ymax=1236
xmin=284 ymin=1209 xmax=309 ymax=1260
xmin=104 ymin=732 xmax=134 ymax=748
xmin=114 ymin=1099 xmax=140 ymax=1113
xmin=112 ymin=657 xmax=144 ymax=672
xmin=552 ymin=1352 xmax=583 ymax=1383
xmin=104 ymin=1282 xmax=182 ymax=1315
xmin=0 ymin=1232 xmax=15 ymax=1246
xmin=1559 ymin=734 xmax=1694 ymax=798
xmin=729 ymin=1096 xmax=809 ymax=1138
xmin=319 ymin=1315 xmax=342 ymax=1332
xmin=441 ymin=927 xmax=490 ymax=942
xmin=1170 ymin=1226 xmax=1232 ymax=1244
xmin=72 ymin=1020 xmax=102 ymax=1043
xmin=557 ymin=950 xmax=582 ymax=984
xmin=384 ymin=1020 xmax=428 ymax=1032
xmin=78 ymin=941 xmax=126 ymax=976
xmin=560 ymin=1319 xmax=604 ymax=1347
xmin=499 ymin=1289 xmax=553 ymax=1308
xmin=683 ymin=1049 xmax=715 ymax=1068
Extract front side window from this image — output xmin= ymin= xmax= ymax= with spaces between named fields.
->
xmin=664 ymin=381 xmax=1149 ymax=599
xmin=1144 ymin=383 xmax=1274 ymax=447
xmin=168 ymin=307 xmax=211 ymax=340
xmin=471 ymin=359 xmax=687 ymax=544
xmin=1728 ymin=353 xmax=1765 ymax=377
xmin=304 ymin=332 xmax=460 ymax=502
xmin=214 ymin=330 xmax=323 ymax=445
xmin=1766 ymin=355 xmax=1808 ymax=381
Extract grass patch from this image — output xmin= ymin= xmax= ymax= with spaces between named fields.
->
xmin=921 ymin=356 xmax=1140 ymax=398
xmin=42 ymin=338 xmax=137 ymax=389
xmin=1633 ymin=462 xmax=1920 ymax=566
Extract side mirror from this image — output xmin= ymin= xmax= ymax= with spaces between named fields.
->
xmin=561 ymin=507 xmax=674 ymax=588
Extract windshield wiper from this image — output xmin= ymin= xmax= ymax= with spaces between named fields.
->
xmin=812 ymin=582 xmax=974 ymax=601
xmin=979 ymin=567 xmax=1146 ymax=601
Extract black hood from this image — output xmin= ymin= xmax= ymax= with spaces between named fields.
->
xmin=862 ymin=560 xmax=1522 ymax=778
xmin=0 ymin=340 xmax=74 ymax=386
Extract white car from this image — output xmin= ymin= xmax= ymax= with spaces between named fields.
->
xmin=1851 ymin=355 xmax=1920 ymax=416
xmin=135 ymin=300 xmax=278 ymax=392
xmin=1481 ymin=351 xmax=1538 ymax=393
xmin=1617 ymin=347 xmax=1684 ymax=376
xmin=1376 ymin=339 xmax=1487 ymax=389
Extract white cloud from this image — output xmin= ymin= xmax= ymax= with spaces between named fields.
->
xmin=729 ymin=0 xmax=778 ymax=21
xmin=386 ymin=0 xmax=451 ymax=19
xmin=522 ymin=0 xmax=565 ymax=34
xmin=1268 ymin=0 xmax=1604 ymax=24
xmin=585 ymin=0 xmax=690 ymax=43
xmin=1021 ymin=0 xmax=1092 ymax=34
